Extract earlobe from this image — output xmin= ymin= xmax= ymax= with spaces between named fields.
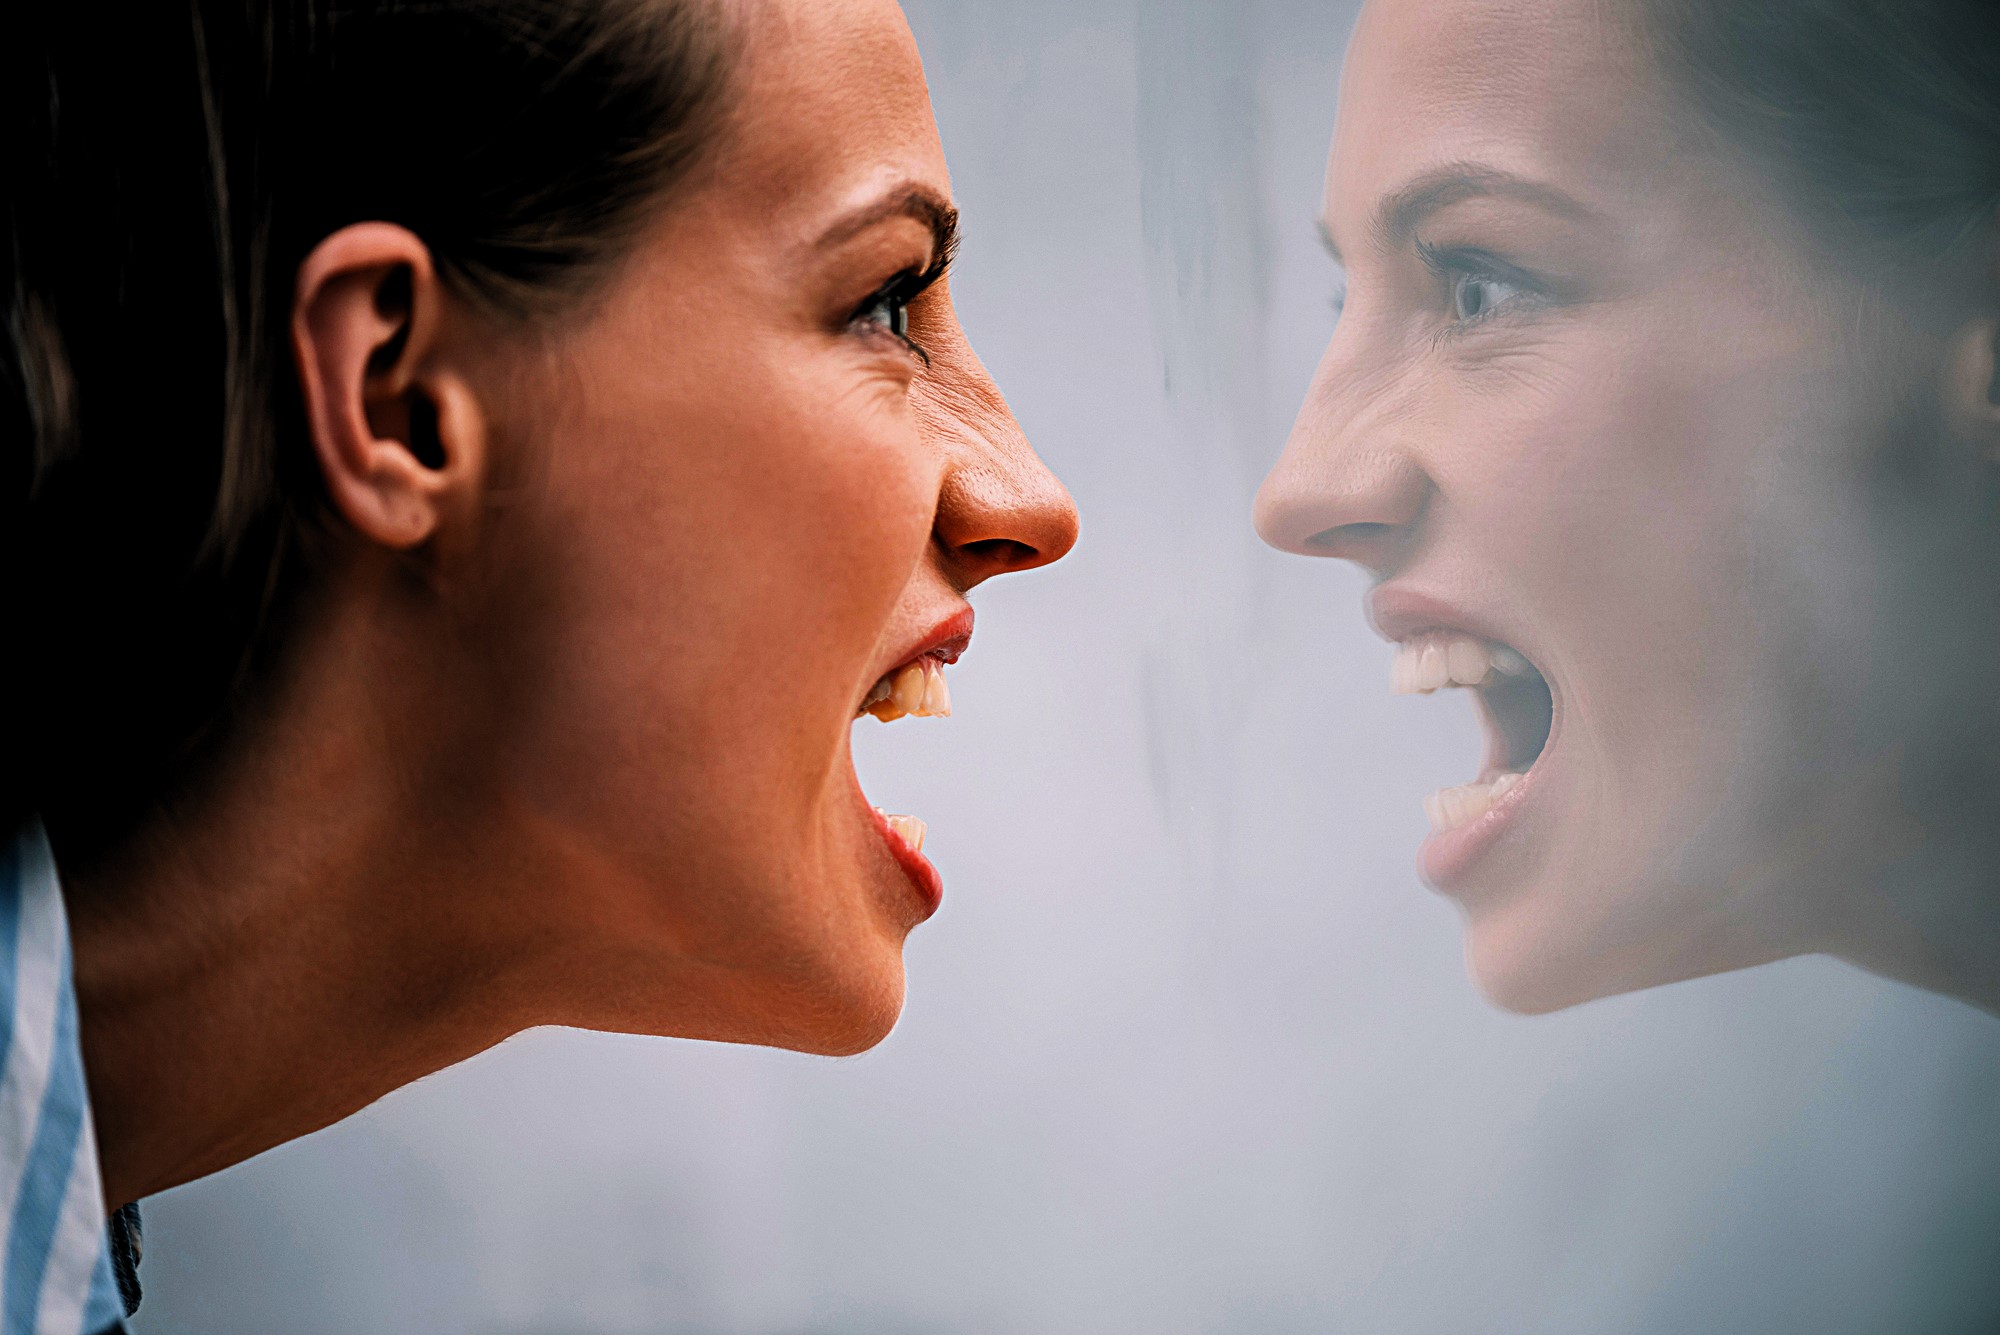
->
xmin=1944 ymin=316 xmax=2000 ymax=457
xmin=292 ymin=223 xmax=488 ymax=553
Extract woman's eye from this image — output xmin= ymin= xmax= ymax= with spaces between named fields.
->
xmin=850 ymin=265 xmax=946 ymax=363
xmin=858 ymin=292 xmax=911 ymax=341
xmin=1450 ymin=271 xmax=1524 ymax=323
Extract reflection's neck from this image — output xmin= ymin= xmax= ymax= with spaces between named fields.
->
xmin=1836 ymin=827 xmax=2000 ymax=1017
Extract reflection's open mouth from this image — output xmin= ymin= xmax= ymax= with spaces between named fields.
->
xmin=1392 ymin=632 xmax=1555 ymax=834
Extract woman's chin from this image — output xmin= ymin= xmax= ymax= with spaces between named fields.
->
xmin=762 ymin=956 xmax=909 ymax=1057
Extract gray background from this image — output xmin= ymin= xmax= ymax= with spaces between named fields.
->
xmin=132 ymin=2 xmax=2000 ymax=1332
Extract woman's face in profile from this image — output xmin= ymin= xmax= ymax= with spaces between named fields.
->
xmin=1258 ymin=0 xmax=1950 ymax=1010
xmin=461 ymin=0 xmax=1074 ymax=1052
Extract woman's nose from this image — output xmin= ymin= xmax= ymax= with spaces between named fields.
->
xmin=921 ymin=339 xmax=1079 ymax=589
xmin=1254 ymin=359 xmax=1432 ymax=577
xmin=932 ymin=418 xmax=1079 ymax=586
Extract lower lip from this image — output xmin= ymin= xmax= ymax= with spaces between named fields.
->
xmin=1416 ymin=761 xmax=1546 ymax=893
xmin=867 ymin=803 xmax=944 ymax=917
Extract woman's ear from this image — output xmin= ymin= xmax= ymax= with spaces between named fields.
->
xmin=292 ymin=223 xmax=489 ymax=553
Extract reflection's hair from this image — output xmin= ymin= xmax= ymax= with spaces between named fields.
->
xmin=1645 ymin=0 xmax=2000 ymax=283
xmin=2 ymin=0 xmax=737 ymax=851
xmin=1645 ymin=0 xmax=2000 ymax=868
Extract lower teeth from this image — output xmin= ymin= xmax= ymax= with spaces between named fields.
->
xmin=877 ymin=809 xmax=928 ymax=853
xmin=1423 ymin=772 xmax=1522 ymax=834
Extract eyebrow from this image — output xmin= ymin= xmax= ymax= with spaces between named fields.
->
xmin=1317 ymin=164 xmax=1604 ymax=263
xmin=1317 ymin=218 xmax=1345 ymax=266
xmin=817 ymin=184 xmax=962 ymax=272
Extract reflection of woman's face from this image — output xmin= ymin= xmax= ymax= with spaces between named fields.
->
xmin=1257 ymin=0 xmax=1953 ymax=1011
xmin=471 ymin=0 xmax=1075 ymax=1052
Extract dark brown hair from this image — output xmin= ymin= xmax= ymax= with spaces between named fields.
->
xmin=1643 ymin=0 xmax=2000 ymax=283
xmin=3 ymin=0 xmax=738 ymax=848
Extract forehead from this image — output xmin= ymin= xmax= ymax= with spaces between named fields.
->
xmin=1329 ymin=0 xmax=1668 ymax=226
xmin=716 ymin=0 xmax=951 ymax=226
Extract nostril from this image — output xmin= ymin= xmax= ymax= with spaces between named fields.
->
xmin=1296 ymin=517 xmax=1419 ymax=572
xmin=1307 ymin=521 xmax=1395 ymax=551
xmin=959 ymin=537 xmax=1038 ymax=568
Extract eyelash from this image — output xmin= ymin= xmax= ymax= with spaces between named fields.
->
xmin=850 ymin=253 xmax=953 ymax=365
xmin=1414 ymin=240 xmax=1547 ymax=333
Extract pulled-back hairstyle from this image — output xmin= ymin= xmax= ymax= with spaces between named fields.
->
xmin=1642 ymin=0 xmax=2000 ymax=283
xmin=3 ymin=0 xmax=738 ymax=849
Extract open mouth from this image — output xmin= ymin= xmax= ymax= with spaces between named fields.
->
xmin=1392 ymin=631 xmax=1556 ymax=835
xmin=852 ymin=625 xmax=968 ymax=870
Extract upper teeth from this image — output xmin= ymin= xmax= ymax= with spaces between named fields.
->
xmin=862 ymin=658 xmax=952 ymax=722
xmin=1391 ymin=633 xmax=1531 ymax=695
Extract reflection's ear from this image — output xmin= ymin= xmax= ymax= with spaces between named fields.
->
xmin=1945 ymin=316 xmax=2000 ymax=457
xmin=292 ymin=223 xmax=489 ymax=554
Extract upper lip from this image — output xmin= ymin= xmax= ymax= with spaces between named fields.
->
xmin=864 ymin=606 xmax=975 ymax=700
xmin=1368 ymin=586 xmax=1515 ymax=652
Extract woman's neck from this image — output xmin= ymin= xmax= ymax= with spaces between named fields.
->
xmin=59 ymin=586 xmax=532 ymax=1207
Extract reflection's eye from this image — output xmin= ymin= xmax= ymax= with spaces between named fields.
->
xmin=1417 ymin=240 xmax=1546 ymax=332
xmin=1450 ymin=271 xmax=1524 ymax=323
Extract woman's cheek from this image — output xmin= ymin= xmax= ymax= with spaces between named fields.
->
xmin=823 ymin=395 xmax=939 ymax=561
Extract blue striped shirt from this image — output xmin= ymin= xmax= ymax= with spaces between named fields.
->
xmin=0 ymin=827 xmax=130 ymax=1335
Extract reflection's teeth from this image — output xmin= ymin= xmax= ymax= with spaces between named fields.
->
xmin=1393 ymin=644 xmax=1420 ymax=695
xmin=868 ymin=698 xmax=908 ymax=722
xmin=1447 ymin=638 xmax=1490 ymax=687
xmin=1393 ymin=634 xmax=1534 ymax=695
xmin=1423 ymin=772 xmax=1525 ymax=835
xmin=1418 ymin=641 xmax=1450 ymax=693
xmin=1393 ymin=636 xmax=1460 ymax=694
xmin=890 ymin=663 xmax=928 ymax=715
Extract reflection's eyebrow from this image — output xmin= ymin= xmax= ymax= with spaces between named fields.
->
xmin=1376 ymin=164 xmax=1603 ymax=247
xmin=1316 ymin=218 xmax=1344 ymax=267
xmin=816 ymin=184 xmax=962 ymax=271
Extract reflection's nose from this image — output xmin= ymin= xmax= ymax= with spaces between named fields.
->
xmin=1255 ymin=352 xmax=1431 ymax=577
xmin=922 ymin=341 xmax=1079 ymax=590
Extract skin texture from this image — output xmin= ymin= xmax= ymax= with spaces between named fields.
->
xmin=66 ymin=0 xmax=1076 ymax=1207
xmin=1257 ymin=0 xmax=2000 ymax=1014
